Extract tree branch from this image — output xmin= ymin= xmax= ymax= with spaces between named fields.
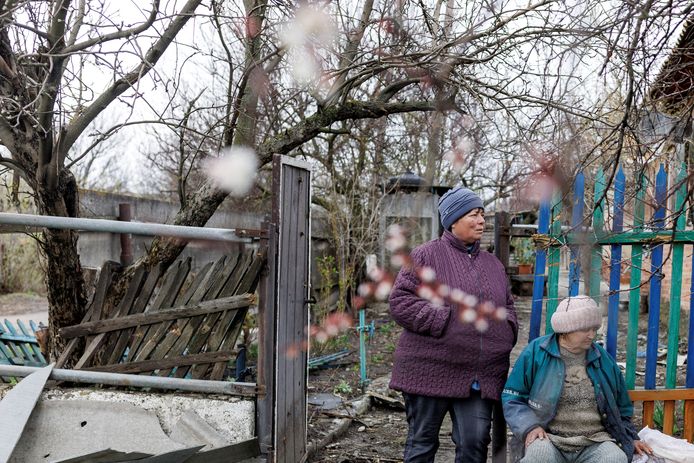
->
xmin=58 ymin=0 xmax=203 ymax=159
xmin=61 ymin=1 xmax=160 ymax=54
xmin=256 ymin=99 xmax=443 ymax=165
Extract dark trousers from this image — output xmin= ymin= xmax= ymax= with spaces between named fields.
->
xmin=403 ymin=391 xmax=494 ymax=463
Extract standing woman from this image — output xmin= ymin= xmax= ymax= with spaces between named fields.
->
xmin=389 ymin=187 xmax=519 ymax=463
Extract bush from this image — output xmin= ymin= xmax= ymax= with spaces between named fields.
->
xmin=0 ymin=234 xmax=46 ymax=295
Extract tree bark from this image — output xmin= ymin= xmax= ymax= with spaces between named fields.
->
xmin=37 ymin=169 xmax=88 ymax=362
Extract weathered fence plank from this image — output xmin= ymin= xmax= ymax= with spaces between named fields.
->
xmin=84 ymin=351 xmax=237 ymax=374
xmin=569 ymin=172 xmax=585 ymax=297
xmin=55 ymin=262 xmax=119 ymax=368
xmin=666 ymin=164 xmax=687 ymax=388
xmin=126 ymin=260 xmax=186 ymax=359
xmin=589 ymin=169 xmax=606 ymax=306
xmin=646 ymin=165 xmax=667 ymax=390
xmin=529 ymin=198 xmax=550 ymax=341
xmin=546 ymin=192 xmax=562 ymax=334
xmin=60 ymin=294 xmax=254 ymax=339
xmin=147 ymin=260 xmax=218 ymax=369
xmin=606 ymin=167 xmax=625 ymax=357
xmin=75 ymin=266 xmax=148 ymax=369
xmin=204 ymin=253 xmax=265 ymax=380
xmin=625 ymin=174 xmax=646 ymax=389
xmin=106 ymin=262 xmax=165 ymax=365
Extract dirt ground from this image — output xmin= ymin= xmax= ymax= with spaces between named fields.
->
xmin=306 ymin=298 xmax=534 ymax=463
xmin=306 ymin=296 xmax=690 ymax=463
xmin=0 ymin=293 xmax=48 ymax=326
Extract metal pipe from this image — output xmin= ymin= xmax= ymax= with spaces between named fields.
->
xmin=511 ymin=224 xmax=576 ymax=232
xmin=0 ymin=364 xmax=258 ymax=397
xmin=118 ymin=203 xmax=133 ymax=265
xmin=358 ymin=309 xmax=368 ymax=391
xmin=0 ymin=212 xmax=253 ymax=243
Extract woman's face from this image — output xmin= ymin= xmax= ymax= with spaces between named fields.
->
xmin=451 ymin=208 xmax=485 ymax=244
xmin=560 ymin=327 xmax=598 ymax=351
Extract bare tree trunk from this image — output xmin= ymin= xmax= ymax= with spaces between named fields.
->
xmin=36 ymin=170 xmax=87 ymax=361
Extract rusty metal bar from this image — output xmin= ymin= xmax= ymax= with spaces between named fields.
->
xmin=118 ymin=203 xmax=133 ymax=266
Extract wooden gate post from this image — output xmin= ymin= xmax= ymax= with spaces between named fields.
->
xmin=257 ymin=155 xmax=312 ymax=463
xmin=492 ymin=210 xmax=510 ymax=463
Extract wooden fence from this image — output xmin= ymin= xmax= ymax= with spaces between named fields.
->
xmin=55 ymin=251 xmax=264 ymax=380
xmin=530 ymin=163 xmax=694 ymax=441
xmin=0 ymin=319 xmax=45 ymax=368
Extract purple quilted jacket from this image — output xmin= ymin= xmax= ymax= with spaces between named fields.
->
xmin=389 ymin=230 xmax=518 ymax=400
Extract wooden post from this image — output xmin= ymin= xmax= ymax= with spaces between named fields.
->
xmin=494 ymin=211 xmax=510 ymax=271
xmin=492 ymin=211 xmax=510 ymax=462
xmin=256 ymin=220 xmax=276 ymax=459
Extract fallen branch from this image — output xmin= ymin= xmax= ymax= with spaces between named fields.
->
xmin=302 ymin=395 xmax=372 ymax=463
xmin=318 ymin=409 xmax=371 ymax=427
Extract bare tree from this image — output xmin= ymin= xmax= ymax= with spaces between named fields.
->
xmin=0 ymin=0 xmax=205 ymax=358
xmin=1 ymin=0 xmax=691 ymax=361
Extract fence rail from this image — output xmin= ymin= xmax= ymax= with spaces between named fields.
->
xmin=0 ymin=212 xmax=262 ymax=243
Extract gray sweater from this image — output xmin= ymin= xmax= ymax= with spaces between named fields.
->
xmin=548 ymin=347 xmax=614 ymax=451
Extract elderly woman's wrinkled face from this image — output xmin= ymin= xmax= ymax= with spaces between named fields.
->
xmin=451 ymin=208 xmax=485 ymax=244
xmin=561 ymin=327 xmax=599 ymax=352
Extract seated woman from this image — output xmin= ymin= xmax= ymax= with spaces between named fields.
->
xmin=502 ymin=296 xmax=653 ymax=462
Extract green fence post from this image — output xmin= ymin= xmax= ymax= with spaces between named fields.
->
xmin=626 ymin=174 xmax=646 ymax=389
xmin=546 ymin=192 xmax=563 ymax=334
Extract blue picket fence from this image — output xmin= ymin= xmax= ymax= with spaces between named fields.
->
xmin=0 ymin=319 xmax=46 ymax=372
xmin=530 ymin=163 xmax=692 ymax=390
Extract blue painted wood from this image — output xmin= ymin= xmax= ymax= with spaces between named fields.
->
xmin=606 ymin=167 xmax=625 ymax=358
xmin=646 ymin=164 xmax=667 ymax=389
xmin=0 ymin=319 xmax=46 ymax=376
xmin=530 ymin=197 xmax=551 ymax=341
xmin=16 ymin=320 xmax=31 ymax=337
xmin=15 ymin=320 xmax=44 ymax=364
xmin=569 ymin=172 xmax=585 ymax=297
xmin=0 ymin=333 xmax=38 ymax=343
xmin=3 ymin=320 xmax=36 ymax=363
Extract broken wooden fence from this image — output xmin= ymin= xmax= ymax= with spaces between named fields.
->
xmin=0 ymin=319 xmax=45 ymax=368
xmin=531 ymin=164 xmax=694 ymax=441
xmin=56 ymin=250 xmax=265 ymax=381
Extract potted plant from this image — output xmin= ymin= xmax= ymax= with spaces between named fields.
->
xmin=512 ymin=238 xmax=535 ymax=274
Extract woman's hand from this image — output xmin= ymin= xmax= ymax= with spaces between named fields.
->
xmin=525 ymin=426 xmax=548 ymax=447
xmin=634 ymin=440 xmax=653 ymax=455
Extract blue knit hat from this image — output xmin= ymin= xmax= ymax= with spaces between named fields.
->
xmin=438 ymin=187 xmax=484 ymax=230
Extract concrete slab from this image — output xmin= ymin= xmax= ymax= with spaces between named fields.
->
xmin=0 ymin=388 xmax=256 ymax=445
xmin=0 ymin=387 xmax=256 ymax=462
xmin=9 ymin=400 xmax=185 ymax=462
xmin=170 ymin=410 xmax=228 ymax=449
xmin=0 ymin=365 xmax=52 ymax=462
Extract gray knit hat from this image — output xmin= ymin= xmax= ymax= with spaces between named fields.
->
xmin=438 ymin=187 xmax=484 ymax=230
xmin=551 ymin=296 xmax=602 ymax=333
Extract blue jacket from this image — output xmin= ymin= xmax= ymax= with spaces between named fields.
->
xmin=502 ymin=334 xmax=639 ymax=461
